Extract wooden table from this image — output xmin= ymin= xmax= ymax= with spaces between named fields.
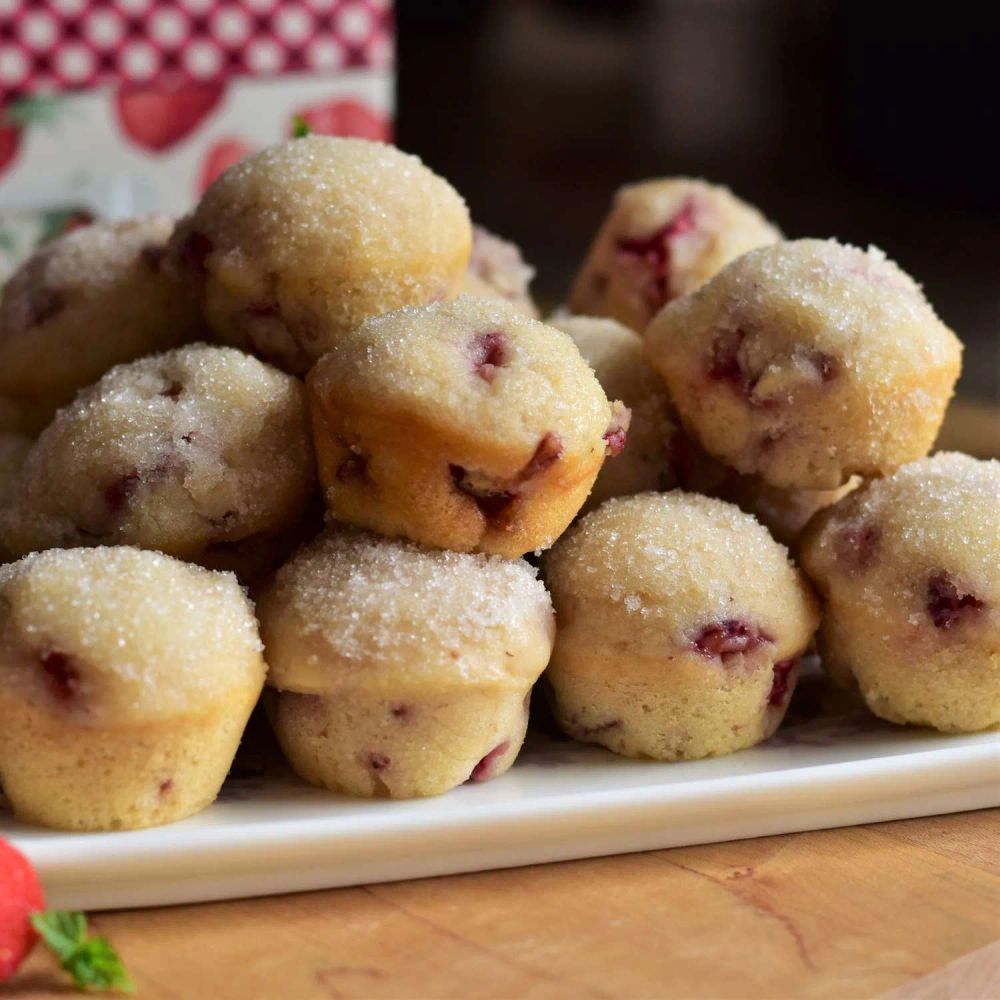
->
xmin=8 ymin=400 xmax=1000 ymax=1000
xmin=5 ymin=808 xmax=998 ymax=999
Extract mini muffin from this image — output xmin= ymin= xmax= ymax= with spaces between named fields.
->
xmin=550 ymin=314 xmax=676 ymax=512
xmin=543 ymin=492 xmax=819 ymax=760
xmin=800 ymin=452 xmax=1000 ymax=733
xmin=568 ymin=178 xmax=780 ymax=332
xmin=646 ymin=240 xmax=962 ymax=489
xmin=460 ymin=225 xmax=538 ymax=317
xmin=0 ymin=344 xmax=315 ymax=563
xmin=258 ymin=528 xmax=554 ymax=798
xmin=0 ymin=547 xmax=265 ymax=830
xmin=168 ymin=136 xmax=472 ymax=373
xmin=0 ymin=215 xmax=200 ymax=433
xmin=669 ymin=431 xmax=859 ymax=546
xmin=307 ymin=296 xmax=626 ymax=558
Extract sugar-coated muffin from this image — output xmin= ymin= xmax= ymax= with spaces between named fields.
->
xmin=307 ymin=296 xmax=625 ymax=558
xmin=0 ymin=215 xmax=200 ymax=433
xmin=543 ymin=492 xmax=819 ymax=760
xmin=168 ymin=136 xmax=472 ymax=373
xmin=550 ymin=314 xmax=676 ymax=512
xmin=669 ymin=431 xmax=859 ymax=546
xmin=259 ymin=528 xmax=554 ymax=798
xmin=460 ymin=225 xmax=538 ymax=317
xmin=0 ymin=547 xmax=265 ymax=830
xmin=0 ymin=344 xmax=315 ymax=563
xmin=646 ymin=240 xmax=962 ymax=489
xmin=568 ymin=178 xmax=780 ymax=333
xmin=800 ymin=452 xmax=1000 ymax=733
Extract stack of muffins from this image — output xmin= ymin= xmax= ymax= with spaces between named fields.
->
xmin=0 ymin=136 xmax=995 ymax=833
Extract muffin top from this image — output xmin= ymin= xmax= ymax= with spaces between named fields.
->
xmin=309 ymin=295 xmax=614 ymax=456
xmin=260 ymin=527 xmax=555 ymax=694
xmin=544 ymin=491 xmax=818 ymax=659
xmin=180 ymin=136 xmax=471 ymax=276
xmin=801 ymin=451 xmax=1000 ymax=617
xmin=0 ymin=546 xmax=264 ymax=724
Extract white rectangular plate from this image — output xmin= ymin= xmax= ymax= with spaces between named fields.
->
xmin=6 ymin=674 xmax=999 ymax=911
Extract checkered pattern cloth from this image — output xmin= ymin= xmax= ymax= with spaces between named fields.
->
xmin=0 ymin=0 xmax=393 ymax=99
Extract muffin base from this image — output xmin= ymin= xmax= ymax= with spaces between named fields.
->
xmin=0 ymin=691 xmax=258 ymax=831
xmin=268 ymin=683 xmax=532 ymax=798
xmin=547 ymin=647 xmax=799 ymax=761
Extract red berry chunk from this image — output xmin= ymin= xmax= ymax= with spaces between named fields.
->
xmin=707 ymin=331 xmax=750 ymax=394
xmin=336 ymin=444 xmax=369 ymax=483
xmin=603 ymin=405 xmax=632 ymax=457
xmin=577 ymin=719 xmax=622 ymax=738
xmin=29 ymin=289 xmax=66 ymax=328
xmin=926 ymin=572 xmax=985 ymax=629
xmin=449 ymin=465 xmax=516 ymax=521
xmin=39 ymin=650 xmax=81 ymax=701
xmin=179 ymin=230 xmax=213 ymax=277
xmin=470 ymin=330 xmax=508 ymax=383
xmin=141 ymin=242 xmax=167 ymax=272
xmin=469 ymin=741 xmax=511 ymax=783
xmin=519 ymin=432 xmax=563 ymax=480
xmin=768 ymin=657 xmax=799 ymax=707
xmin=103 ymin=470 xmax=142 ymax=514
xmin=616 ymin=198 xmax=697 ymax=312
xmin=693 ymin=620 xmax=771 ymax=661
xmin=835 ymin=523 xmax=881 ymax=572
xmin=603 ymin=426 xmax=627 ymax=457
xmin=367 ymin=752 xmax=390 ymax=771
xmin=451 ymin=433 xmax=562 ymax=524
xmin=811 ymin=351 xmax=839 ymax=383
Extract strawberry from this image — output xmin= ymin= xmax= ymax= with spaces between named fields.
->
xmin=115 ymin=82 xmax=225 ymax=153
xmin=0 ymin=838 xmax=45 ymax=982
xmin=198 ymin=137 xmax=255 ymax=194
xmin=0 ymin=123 xmax=21 ymax=176
xmin=0 ymin=838 xmax=132 ymax=992
xmin=289 ymin=99 xmax=391 ymax=142
xmin=0 ymin=95 xmax=63 ymax=177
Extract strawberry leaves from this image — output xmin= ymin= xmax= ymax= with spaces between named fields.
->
xmin=30 ymin=911 xmax=134 ymax=994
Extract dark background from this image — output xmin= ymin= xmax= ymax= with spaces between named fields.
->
xmin=397 ymin=0 xmax=999 ymax=402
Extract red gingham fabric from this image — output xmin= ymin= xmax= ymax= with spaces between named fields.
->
xmin=0 ymin=0 xmax=393 ymax=99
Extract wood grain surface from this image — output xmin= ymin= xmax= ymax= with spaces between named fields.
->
xmin=6 ymin=808 xmax=998 ymax=1000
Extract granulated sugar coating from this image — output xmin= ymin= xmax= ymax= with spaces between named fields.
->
xmin=307 ymin=295 xmax=620 ymax=557
xmin=0 ymin=344 xmax=315 ymax=562
xmin=261 ymin=527 xmax=553 ymax=689
xmin=542 ymin=492 xmax=819 ymax=761
xmin=645 ymin=239 xmax=963 ymax=490
xmin=168 ymin=136 xmax=472 ymax=373
xmin=259 ymin=528 xmax=554 ymax=798
xmin=550 ymin=314 xmax=677 ymax=512
xmin=461 ymin=225 xmax=538 ymax=317
xmin=0 ymin=546 xmax=265 ymax=830
xmin=569 ymin=178 xmax=781 ymax=333
xmin=801 ymin=452 xmax=1000 ymax=733
xmin=0 ymin=215 xmax=201 ymax=433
